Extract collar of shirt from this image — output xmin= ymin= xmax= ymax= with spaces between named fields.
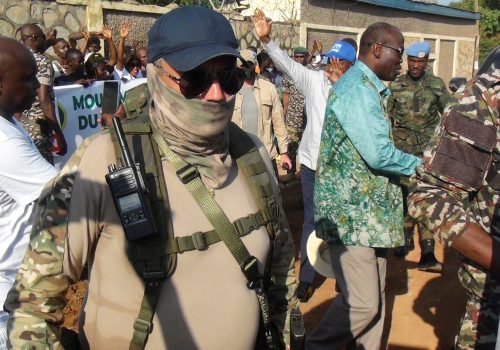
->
xmin=355 ymin=60 xmax=391 ymax=99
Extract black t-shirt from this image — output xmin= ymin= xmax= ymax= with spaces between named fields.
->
xmin=54 ymin=71 xmax=86 ymax=86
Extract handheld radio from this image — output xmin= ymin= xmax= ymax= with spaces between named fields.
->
xmin=106 ymin=117 xmax=156 ymax=240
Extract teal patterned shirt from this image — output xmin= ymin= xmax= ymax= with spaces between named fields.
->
xmin=314 ymin=61 xmax=422 ymax=247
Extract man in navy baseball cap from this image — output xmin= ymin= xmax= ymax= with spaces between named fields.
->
xmin=147 ymin=6 xmax=248 ymax=99
xmin=148 ymin=6 xmax=245 ymax=72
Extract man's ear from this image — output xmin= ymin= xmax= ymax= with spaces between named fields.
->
xmin=372 ymin=43 xmax=382 ymax=59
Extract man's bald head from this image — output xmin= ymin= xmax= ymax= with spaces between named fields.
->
xmin=359 ymin=22 xmax=401 ymax=56
xmin=0 ymin=36 xmax=39 ymax=117
xmin=19 ymin=23 xmax=46 ymax=53
xmin=135 ymin=47 xmax=148 ymax=66
xmin=358 ymin=22 xmax=404 ymax=81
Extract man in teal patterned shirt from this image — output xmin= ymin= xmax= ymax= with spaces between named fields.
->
xmin=309 ymin=23 xmax=422 ymax=349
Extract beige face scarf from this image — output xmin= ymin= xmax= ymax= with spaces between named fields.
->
xmin=146 ymin=63 xmax=235 ymax=189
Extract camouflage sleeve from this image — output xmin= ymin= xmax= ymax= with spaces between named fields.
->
xmin=408 ymin=72 xmax=499 ymax=246
xmin=36 ymin=54 xmax=54 ymax=87
xmin=386 ymin=84 xmax=395 ymax=120
xmin=270 ymin=84 xmax=289 ymax=154
xmin=437 ymin=78 xmax=451 ymax=114
xmin=408 ymin=162 xmax=472 ymax=247
xmin=250 ymin=132 xmax=298 ymax=346
xmin=5 ymin=138 xmax=98 ymax=349
xmin=282 ymin=75 xmax=292 ymax=93
xmin=267 ymin=179 xmax=298 ymax=347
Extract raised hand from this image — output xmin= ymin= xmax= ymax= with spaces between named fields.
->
xmin=120 ymin=22 xmax=130 ymax=39
xmin=252 ymin=8 xmax=272 ymax=43
xmin=47 ymin=28 xmax=57 ymax=42
xmin=102 ymin=25 xmax=112 ymax=40
xmin=312 ymin=39 xmax=323 ymax=54
xmin=324 ymin=58 xmax=348 ymax=84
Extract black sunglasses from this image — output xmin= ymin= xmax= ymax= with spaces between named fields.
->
xmin=25 ymin=34 xmax=45 ymax=41
xmin=369 ymin=42 xmax=404 ymax=57
xmin=156 ymin=63 xmax=245 ymax=99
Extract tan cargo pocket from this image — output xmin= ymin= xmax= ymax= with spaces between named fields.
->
xmin=427 ymin=111 xmax=497 ymax=191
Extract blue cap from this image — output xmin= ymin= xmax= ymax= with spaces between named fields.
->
xmin=322 ymin=40 xmax=356 ymax=63
xmin=407 ymin=42 xmax=430 ymax=58
xmin=148 ymin=6 xmax=244 ymax=72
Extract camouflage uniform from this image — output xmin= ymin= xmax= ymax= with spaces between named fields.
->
xmin=388 ymin=70 xmax=450 ymax=239
xmin=283 ymin=75 xmax=305 ymax=173
xmin=19 ymin=50 xmax=55 ymax=164
xmin=5 ymin=129 xmax=298 ymax=349
xmin=408 ymin=69 xmax=500 ymax=349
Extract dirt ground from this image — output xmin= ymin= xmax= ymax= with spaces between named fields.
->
xmin=280 ymin=177 xmax=467 ymax=350
xmin=62 ymin=175 xmax=468 ymax=350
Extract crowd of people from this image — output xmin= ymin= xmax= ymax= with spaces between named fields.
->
xmin=0 ymin=4 xmax=498 ymax=350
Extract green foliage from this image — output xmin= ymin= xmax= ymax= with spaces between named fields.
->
xmin=481 ymin=7 xmax=500 ymax=37
xmin=482 ymin=0 xmax=499 ymax=10
xmin=449 ymin=0 xmax=500 ymax=62
xmin=479 ymin=35 xmax=500 ymax=62
xmin=135 ymin=0 xmax=221 ymax=7
xmin=449 ymin=0 xmax=475 ymax=11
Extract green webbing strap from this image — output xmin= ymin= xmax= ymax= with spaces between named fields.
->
xmin=130 ymin=283 xmax=161 ymax=350
xmin=153 ymin=134 xmax=251 ymax=265
xmin=125 ymin=211 xmax=270 ymax=259
xmin=152 ymin=133 xmax=276 ymax=349
xmin=108 ymin=121 xmax=174 ymax=350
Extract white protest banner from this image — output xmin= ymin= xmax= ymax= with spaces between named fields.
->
xmin=53 ymin=78 xmax=147 ymax=168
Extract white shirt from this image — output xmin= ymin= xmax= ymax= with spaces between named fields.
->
xmin=0 ymin=116 xmax=57 ymax=304
xmin=113 ymin=66 xmax=144 ymax=82
xmin=264 ymin=40 xmax=331 ymax=171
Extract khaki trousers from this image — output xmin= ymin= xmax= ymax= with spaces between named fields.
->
xmin=306 ymin=245 xmax=388 ymax=350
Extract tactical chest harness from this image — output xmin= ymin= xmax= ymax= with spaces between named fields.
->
xmin=108 ymin=84 xmax=282 ymax=350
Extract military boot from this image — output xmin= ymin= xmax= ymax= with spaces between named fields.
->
xmin=394 ymin=228 xmax=415 ymax=257
xmin=417 ymin=239 xmax=443 ymax=273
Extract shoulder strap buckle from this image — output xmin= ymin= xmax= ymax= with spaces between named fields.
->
xmin=241 ymin=256 xmax=262 ymax=289
xmin=176 ymin=164 xmax=199 ymax=184
xmin=141 ymin=270 xmax=165 ymax=282
xmin=133 ymin=318 xmax=153 ymax=335
xmin=192 ymin=231 xmax=208 ymax=251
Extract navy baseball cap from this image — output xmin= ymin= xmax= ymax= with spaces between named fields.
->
xmin=148 ymin=6 xmax=244 ymax=72
xmin=322 ymin=40 xmax=357 ymax=63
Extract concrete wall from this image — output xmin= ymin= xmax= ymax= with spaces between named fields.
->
xmin=301 ymin=0 xmax=479 ymax=84
xmin=234 ymin=0 xmax=302 ymax=22
xmin=0 ymin=0 xmax=476 ymax=83
xmin=0 ymin=0 xmax=299 ymax=58
xmin=0 ymin=0 xmax=87 ymax=41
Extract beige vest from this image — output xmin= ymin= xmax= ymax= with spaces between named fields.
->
xmin=63 ymin=133 xmax=271 ymax=349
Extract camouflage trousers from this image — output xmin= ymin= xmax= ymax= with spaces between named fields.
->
xmin=457 ymin=287 xmax=499 ymax=349
xmin=286 ymin=126 xmax=303 ymax=174
xmin=402 ymin=183 xmax=433 ymax=240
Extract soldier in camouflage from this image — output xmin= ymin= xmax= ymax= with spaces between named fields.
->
xmin=388 ymin=41 xmax=450 ymax=271
xmin=5 ymin=7 xmax=297 ymax=350
xmin=282 ymin=47 xmax=307 ymax=177
xmin=408 ymin=69 xmax=500 ymax=349
xmin=18 ymin=24 xmax=67 ymax=164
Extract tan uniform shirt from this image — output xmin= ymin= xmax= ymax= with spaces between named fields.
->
xmin=6 ymin=132 xmax=296 ymax=349
xmin=232 ymin=77 xmax=288 ymax=160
